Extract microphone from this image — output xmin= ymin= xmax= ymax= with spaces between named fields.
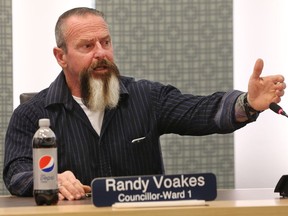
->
xmin=269 ymin=102 xmax=288 ymax=118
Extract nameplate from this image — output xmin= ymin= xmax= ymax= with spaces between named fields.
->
xmin=91 ymin=173 xmax=217 ymax=207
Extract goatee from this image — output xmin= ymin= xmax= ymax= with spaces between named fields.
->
xmin=80 ymin=59 xmax=120 ymax=111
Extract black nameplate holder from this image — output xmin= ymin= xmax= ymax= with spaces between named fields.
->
xmin=91 ymin=173 xmax=217 ymax=207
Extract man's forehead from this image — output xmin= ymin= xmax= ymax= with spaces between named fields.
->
xmin=64 ymin=15 xmax=110 ymax=38
xmin=66 ymin=14 xmax=107 ymax=28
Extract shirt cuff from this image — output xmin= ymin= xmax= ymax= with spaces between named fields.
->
xmin=235 ymin=93 xmax=260 ymax=122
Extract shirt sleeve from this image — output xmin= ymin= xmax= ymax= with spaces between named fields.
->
xmin=213 ymin=90 xmax=251 ymax=132
xmin=3 ymin=106 xmax=38 ymax=196
xmin=152 ymin=83 xmax=254 ymax=135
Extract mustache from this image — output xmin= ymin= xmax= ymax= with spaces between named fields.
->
xmin=87 ymin=59 xmax=119 ymax=76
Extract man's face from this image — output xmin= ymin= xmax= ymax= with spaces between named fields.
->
xmin=57 ymin=14 xmax=120 ymax=110
xmin=60 ymin=14 xmax=115 ymax=92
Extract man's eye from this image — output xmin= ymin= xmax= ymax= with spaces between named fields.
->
xmin=84 ymin=44 xmax=93 ymax=48
xmin=102 ymin=40 xmax=111 ymax=47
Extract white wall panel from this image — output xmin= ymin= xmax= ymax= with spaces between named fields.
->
xmin=12 ymin=0 xmax=95 ymax=108
xmin=234 ymin=0 xmax=288 ymax=188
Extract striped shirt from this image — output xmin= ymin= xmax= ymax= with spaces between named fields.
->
xmin=3 ymin=71 xmax=250 ymax=196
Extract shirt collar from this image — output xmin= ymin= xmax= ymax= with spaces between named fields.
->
xmin=44 ymin=71 xmax=129 ymax=110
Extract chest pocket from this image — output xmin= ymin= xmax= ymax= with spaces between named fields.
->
xmin=127 ymin=131 xmax=163 ymax=175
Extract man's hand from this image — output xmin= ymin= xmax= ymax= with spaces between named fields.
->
xmin=247 ymin=58 xmax=286 ymax=111
xmin=58 ymin=171 xmax=91 ymax=201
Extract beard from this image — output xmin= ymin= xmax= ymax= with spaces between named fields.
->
xmin=79 ymin=59 xmax=120 ymax=111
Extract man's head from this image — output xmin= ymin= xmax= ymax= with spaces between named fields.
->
xmin=53 ymin=7 xmax=120 ymax=111
xmin=55 ymin=7 xmax=105 ymax=53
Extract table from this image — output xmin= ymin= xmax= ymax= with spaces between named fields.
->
xmin=1 ymin=188 xmax=288 ymax=216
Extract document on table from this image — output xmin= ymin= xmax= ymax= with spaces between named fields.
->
xmin=112 ymin=200 xmax=206 ymax=208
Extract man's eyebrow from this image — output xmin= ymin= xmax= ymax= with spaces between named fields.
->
xmin=78 ymin=36 xmax=110 ymax=44
xmin=75 ymin=39 xmax=95 ymax=48
xmin=78 ymin=38 xmax=95 ymax=43
xmin=101 ymin=35 xmax=111 ymax=41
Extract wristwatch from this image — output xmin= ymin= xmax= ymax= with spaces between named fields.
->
xmin=243 ymin=93 xmax=260 ymax=121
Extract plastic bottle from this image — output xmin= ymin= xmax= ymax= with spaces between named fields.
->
xmin=32 ymin=118 xmax=58 ymax=205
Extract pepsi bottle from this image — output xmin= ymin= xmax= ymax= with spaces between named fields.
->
xmin=32 ymin=118 xmax=58 ymax=205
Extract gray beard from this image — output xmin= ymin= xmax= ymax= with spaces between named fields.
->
xmin=86 ymin=74 xmax=120 ymax=111
xmin=79 ymin=59 xmax=121 ymax=112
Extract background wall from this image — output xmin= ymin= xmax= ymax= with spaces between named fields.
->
xmin=96 ymin=0 xmax=235 ymax=189
xmin=234 ymin=0 xmax=288 ymax=188
xmin=12 ymin=0 xmax=96 ymax=108
xmin=0 ymin=0 xmax=12 ymax=195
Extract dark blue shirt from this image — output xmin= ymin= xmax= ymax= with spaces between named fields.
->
xmin=3 ymin=71 xmax=248 ymax=196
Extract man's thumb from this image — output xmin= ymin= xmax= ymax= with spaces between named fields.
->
xmin=251 ymin=58 xmax=264 ymax=79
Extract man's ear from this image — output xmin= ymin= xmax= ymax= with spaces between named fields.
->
xmin=53 ymin=47 xmax=67 ymax=68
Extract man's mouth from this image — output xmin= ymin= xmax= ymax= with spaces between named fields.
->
xmin=91 ymin=66 xmax=109 ymax=77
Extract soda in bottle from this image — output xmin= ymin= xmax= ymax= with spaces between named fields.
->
xmin=32 ymin=118 xmax=58 ymax=205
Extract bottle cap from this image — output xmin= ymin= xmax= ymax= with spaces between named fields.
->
xmin=38 ymin=118 xmax=50 ymax=127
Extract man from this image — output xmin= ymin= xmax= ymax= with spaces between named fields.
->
xmin=3 ymin=7 xmax=286 ymax=201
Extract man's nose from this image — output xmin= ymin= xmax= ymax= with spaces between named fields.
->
xmin=93 ymin=41 xmax=105 ymax=59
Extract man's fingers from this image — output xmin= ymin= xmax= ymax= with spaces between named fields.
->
xmin=58 ymin=179 xmax=85 ymax=200
xmin=83 ymin=185 xmax=92 ymax=193
xmin=57 ymin=171 xmax=91 ymax=200
xmin=63 ymin=180 xmax=85 ymax=199
xmin=251 ymin=58 xmax=264 ymax=80
xmin=58 ymin=184 xmax=75 ymax=201
xmin=274 ymin=75 xmax=285 ymax=84
xmin=58 ymin=192 xmax=65 ymax=201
